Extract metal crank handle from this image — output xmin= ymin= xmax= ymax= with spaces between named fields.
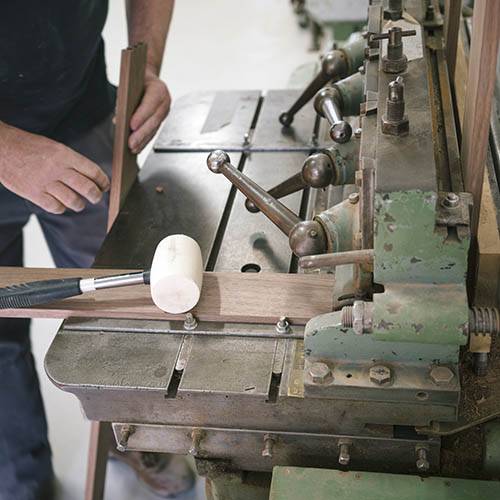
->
xmin=279 ymin=51 xmax=346 ymax=127
xmin=0 ymin=271 xmax=149 ymax=309
xmin=299 ymin=249 xmax=374 ymax=270
xmin=207 ymin=150 xmax=328 ymax=257
xmin=279 ymin=33 xmax=365 ymax=127
xmin=245 ymin=152 xmax=336 ymax=213
xmin=314 ymin=87 xmax=352 ymax=144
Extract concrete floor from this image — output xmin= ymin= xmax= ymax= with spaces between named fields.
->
xmin=26 ymin=2 xmax=317 ymax=499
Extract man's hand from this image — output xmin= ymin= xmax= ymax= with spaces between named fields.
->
xmin=128 ymin=67 xmax=171 ymax=154
xmin=0 ymin=122 xmax=110 ymax=214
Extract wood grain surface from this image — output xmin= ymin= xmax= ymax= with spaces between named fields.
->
xmin=0 ymin=267 xmax=335 ymax=325
xmin=107 ymin=43 xmax=147 ymax=231
xmin=461 ymin=0 xmax=500 ymax=236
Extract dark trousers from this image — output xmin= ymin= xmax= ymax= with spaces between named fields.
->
xmin=0 ymin=116 xmax=113 ymax=500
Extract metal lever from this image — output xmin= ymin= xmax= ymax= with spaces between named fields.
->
xmin=279 ymin=33 xmax=365 ymax=127
xmin=279 ymin=51 xmax=347 ymax=127
xmin=314 ymin=87 xmax=352 ymax=144
xmin=245 ymin=151 xmax=335 ymax=213
xmin=245 ymin=141 xmax=359 ymax=213
xmin=207 ymin=150 xmax=328 ymax=257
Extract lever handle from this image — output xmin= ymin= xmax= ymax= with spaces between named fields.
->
xmin=314 ymin=87 xmax=352 ymax=144
xmin=279 ymin=50 xmax=347 ymax=127
xmin=207 ymin=150 xmax=328 ymax=257
xmin=245 ymin=152 xmax=335 ymax=213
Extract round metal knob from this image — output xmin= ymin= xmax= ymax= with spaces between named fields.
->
xmin=207 ymin=150 xmax=230 ymax=173
xmin=289 ymin=220 xmax=328 ymax=257
xmin=330 ymin=121 xmax=352 ymax=144
xmin=279 ymin=112 xmax=293 ymax=127
xmin=301 ymin=153 xmax=335 ymax=188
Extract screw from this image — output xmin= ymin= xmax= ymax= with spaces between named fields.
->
xmin=262 ymin=434 xmax=277 ymax=458
xmin=416 ymin=446 xmax=430 ymax=472
xmin=276 ymin=316 xmax=290 ymax=334
xmin=184 ymin=313 xmax=198 ymax=330
xmin=382 ymin=77 xmax=409 ymax=136
xmin=308 ymin=362 xmax=333 ymax=384
xmin=370 ymin=364 xmax=392 ymax=385
xmin=243 ymin=132 xmax=250 ymax=146
xmin=348 ymin=192 xmax=360 ymax=204
xmin=188 ymin=428 xmax=205 ymax=456
xmin=118 ymin=425 xmax=135 ymax=451
xmin=354 ymin=128 xmax=362 ymax=138
xmin=338 ymin=439 xmax=352 ymax=465
xmin=441 ymin=192 xmax=460 ymax=209
xmin=430 ymin=366 xmax=454 ymax=386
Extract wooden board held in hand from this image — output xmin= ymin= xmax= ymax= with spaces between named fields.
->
xmin=0 ymin=267 xmax=335 ymax=325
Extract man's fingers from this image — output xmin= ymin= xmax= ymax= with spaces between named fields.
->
xmin=129 ymin=108 xmax=166 ymax=153
xmin=70 ymin=156 xmax=110 ymax=192
xmin=130 ymin=79 xmax=170 ymax=133
xmin=63 ymin=169 xmax=104 ymax=205
xmin=47 ymin=181 xmax=86 ymax=212
xmin=38 ymin=192 xmax=67 ymax=215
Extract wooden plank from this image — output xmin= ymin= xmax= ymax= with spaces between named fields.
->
xmin=0 ymin=267 xmax=335 ymax=325
xmin=460 ymin=0 xmax=500 ymax=237
xmin=444 ymin=0 xmax=462 ymax=82
xmin=107 ymin=43 xmax=147 ymax=231
xmin=84 ymin=422 xmax=113 ymax=500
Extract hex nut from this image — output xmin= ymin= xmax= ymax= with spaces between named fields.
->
xmin=430 ymin=366 xmax=454 ymax=386
xmin=352 ymin=301 xmax=364 ymax=335
xmin=381 ymin=114 xmax=409 ymax=136
xmin=308 ymin=362 xmax=333 ymax=384
xmin=370 ymin=364 xmax=392 ymax=385
xmin=382 ymin=55 xmax=408 ymax=74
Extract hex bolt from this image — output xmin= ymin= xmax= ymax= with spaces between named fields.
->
xmin=338 ymin=439 xmax=352 ymax=465
xmin=341 ymin=301 xmax=374 ymax=334
xmin=262 ymin=433 xmax=277 ymax=458
xmin=308 ymin=362 xmax=333 ymax=384
xmin=369 ymin=364 xmax=392 ymax=385
xmin=188 ymin=428 xmax=205 ymax=456
xmin=276 ymin=316 xmax=291 ymax=334
xmin=416 ymin=446 xmax=430 ymax=472
xmin=384 ymin=0 xmax=403 ymax=20
xmin=429 ymin=366 xmax=455 ymax=386
xmin=183 ymin=313 xmax=198 ymax=330
xmin=118 ymin=425 xmax=135 ymax=451
xmin=441 ymin=192 xmax=460 ymax=209
xmin=381 ymin=77 xmax=409 ymax=136
xmin=348 ymin=192 xmax=360 ymax=204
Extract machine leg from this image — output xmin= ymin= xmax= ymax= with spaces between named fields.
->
xmin=84 ymin=421 xmax=113 ymax=500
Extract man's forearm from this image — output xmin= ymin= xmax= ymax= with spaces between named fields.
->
xmin=126 ymin=0 xmax=174 ymax=75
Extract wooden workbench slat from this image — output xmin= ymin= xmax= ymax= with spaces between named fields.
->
xmin=0 ymin=268 xmax=335 ymax=325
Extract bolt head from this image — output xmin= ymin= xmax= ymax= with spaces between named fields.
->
xmin=381 ymin=114 xmax=409 ymax=136
xmin=207 ymin=150 xmax=230 ymax=173
xmin=442 ymin=192 xmax=460 ymax=208
xmin=308 ymin=362 xmax=333 ymax=384
xmin=430 ymin=366 xmax=454 ymax=386
xmin=416 ymin=458 xmax=430 ymax=472
xmin=370 ymin=364 xmax=392 ymax=385
xmin=348 ymin=192 xmax=359 ymax=204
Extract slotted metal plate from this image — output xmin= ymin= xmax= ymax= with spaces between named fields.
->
xmin=154 ymin=91 xmax=261 ymax=152
xmin=251 ymin=90 xmax=317 ymax=152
